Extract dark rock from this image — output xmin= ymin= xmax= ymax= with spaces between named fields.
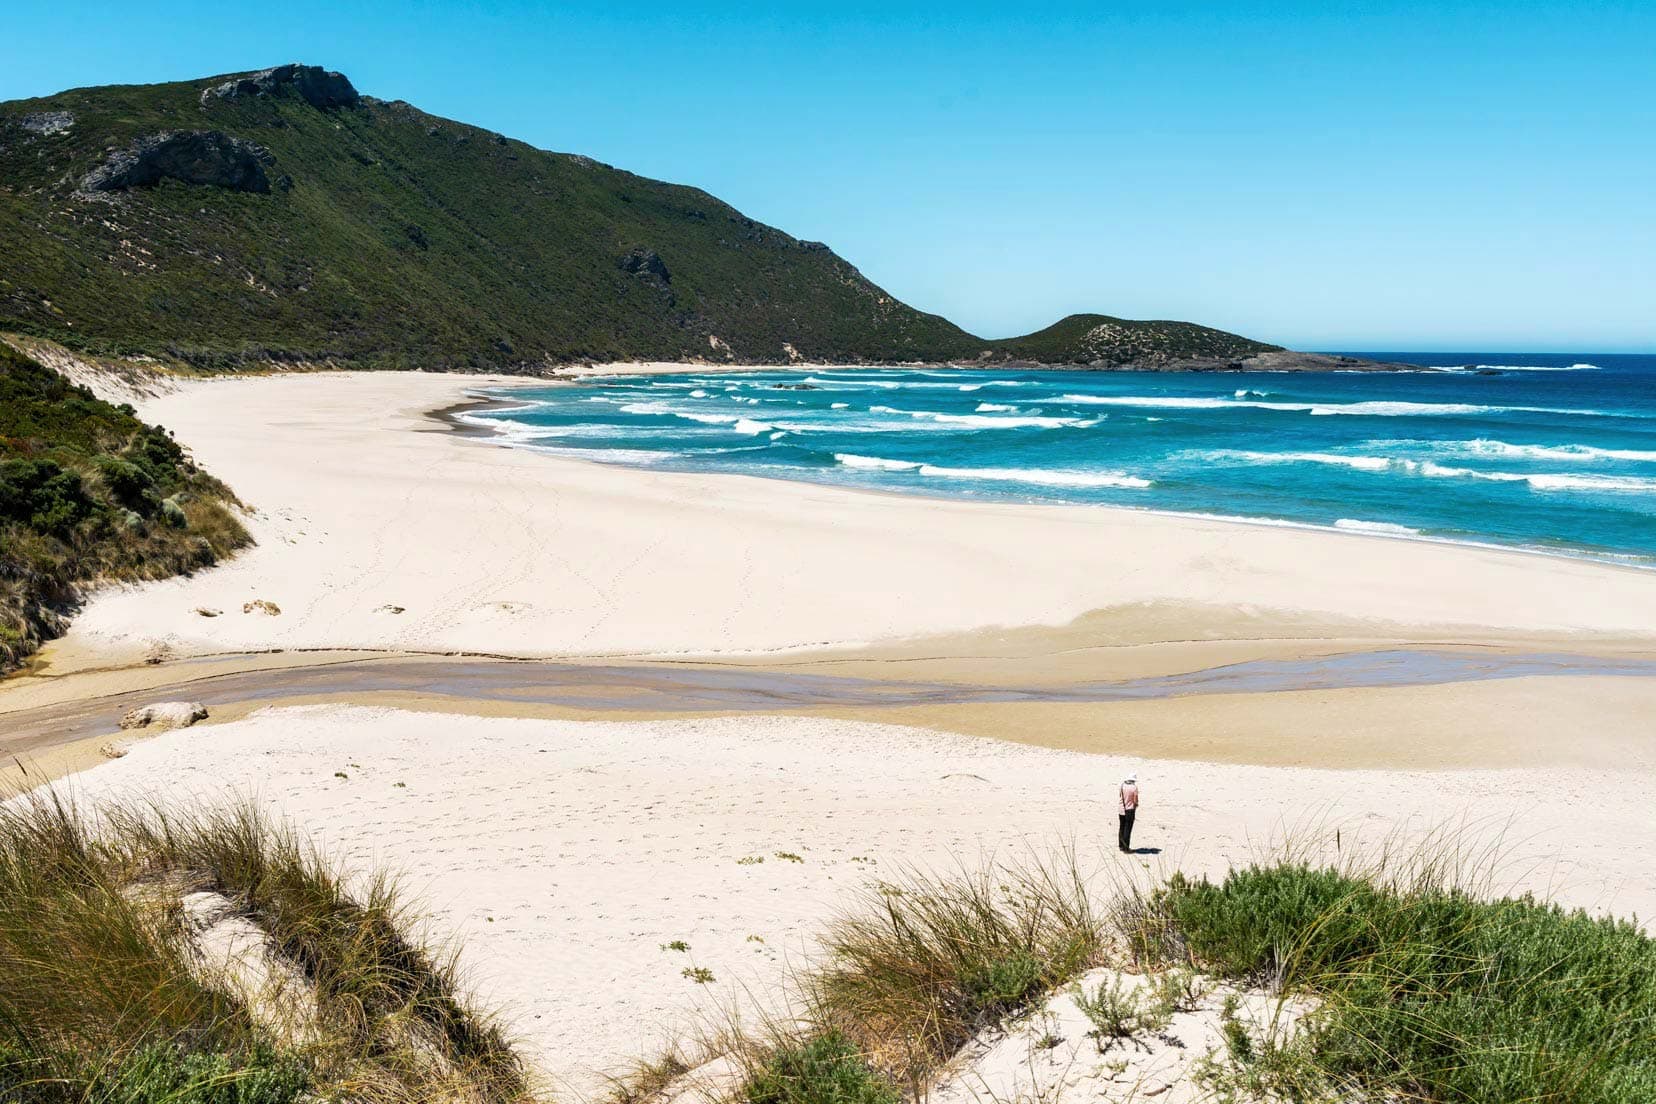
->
xmin=493 ymin=338 xmax=514 ymax=355
xmin=80 ymin=131 xmax=275 ymax=194
xmin=19 ymin=110 xmax=74 ymax=135
xmin=618 ymin=247 xmax=670 ymax=286
xmin=799 ymin=240 xmax=830 ymax=252
xmin=202 ymin=63 xmax=359 ymax=109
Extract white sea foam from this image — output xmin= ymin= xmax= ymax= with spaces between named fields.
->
xmin=922 ymin=412 xmax=1092 ymax=429
xmin=1211 ymin=450 xmax=1392 ymax=472
xmin=1420 ymin=439 xmax=1656 ymax=464
xmin=733 ymin=418 xmax=773 ymax=435
xmin=1334 ymin=519 xmax=1424 ymax=536
xmin=834 ymin=453 xmax=922 ymax=471
xmin=916 ymin=465 xmax=1152 ymax=489
xmin=1054 ymin=394 xmax=1621 ymax=418
xmin=1205 ymin=448 xmax=1656 ymax=491
xmin=1429 ymin=362 xmax=1602 ymax=372
xmin=975 ymin=402 xmax=1021 ymax=413
xmin=518 ymin=445 xmax=681 ymax=465
xmin=1408 ymin=462 xmax=1656 ymax=492
xmin=830 ymin=402 xmax=850 ymax=409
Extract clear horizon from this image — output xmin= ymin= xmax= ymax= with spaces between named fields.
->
xmin=5 ymin=1 xmax=1653 ymax=353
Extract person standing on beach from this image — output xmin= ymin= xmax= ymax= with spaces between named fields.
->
xmin=1118 ymin=775 xmax=1139 ymax=852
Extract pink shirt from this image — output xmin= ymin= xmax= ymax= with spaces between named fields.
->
xmin=1119 ymin=783 xmax=1139 ymax=814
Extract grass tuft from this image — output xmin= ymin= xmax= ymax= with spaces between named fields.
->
xmin=0 ymin=790 xmax=534 ymax=1102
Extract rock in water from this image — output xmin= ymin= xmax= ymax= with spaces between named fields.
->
xmin=202 ymin=63 xmax=359 ymax=109
xmin=81 ymin=131 xmax=275 ymax=194
xmin=118 ymin=701 xmax=209 ymax=731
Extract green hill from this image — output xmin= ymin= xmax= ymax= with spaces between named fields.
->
xmin=988 ymin=312 xmax=1280 ymax=367
xmin=0 ymin=64 xmax=1322 ymax=372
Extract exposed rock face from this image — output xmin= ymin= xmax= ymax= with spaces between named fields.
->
xmin=119 ymin=700 xmax=210 ymax=731
xmin=81 ymin=131 xmax=274 ymax=194
xmin=203 ymin=63 xmax=359 ymax=109
xmin=618 ymin=247 xmax=671 ymax=286
xmin=19 ymin=110 xmax=74 ymax=135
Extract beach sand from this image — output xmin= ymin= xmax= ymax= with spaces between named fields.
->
xmin=54 ymin=704 xmax=1656 ymax=1095
xmin=30 ymin=370 xmax=1656 ymax=678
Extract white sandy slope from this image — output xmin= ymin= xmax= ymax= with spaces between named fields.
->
xmin=59 ymin=705 xmax=1656 ymax=1095
xmin=52 ymin=371 xmax=1656 ymax=667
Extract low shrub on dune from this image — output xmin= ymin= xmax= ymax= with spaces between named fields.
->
xmin=1142 ymin=859 xmax=1656 ymax=1103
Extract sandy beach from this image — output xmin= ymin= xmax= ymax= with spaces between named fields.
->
xmin=53 ymin=704 xmax=1656 ymax=1094
xmin=7 ymin=368 xmax=1656 ymax=1093
xmin=26 ymin=370 xmax=1656 ymax=675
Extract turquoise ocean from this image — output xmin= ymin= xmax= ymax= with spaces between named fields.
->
xmin=471 ymin=353 xmax=1656 ymax=567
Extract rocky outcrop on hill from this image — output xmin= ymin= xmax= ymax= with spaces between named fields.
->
xmin=202 ymin=63 xmax=359 ymax=109
xmin=618 ymin=247 xmax=671 ymax=287
xmin=19 ymin=110 xmax=74 ymax=135
xmin=81 ymin=131 xmax=274 ymax=194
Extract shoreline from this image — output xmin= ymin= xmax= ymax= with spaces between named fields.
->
xmin=453 ymin=370 xmax=1656 ymax=576
xmin=7 ymin=368 xmax=1656 ymax=782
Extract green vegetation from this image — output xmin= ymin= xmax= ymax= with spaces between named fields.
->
xmin=0 ymin=67 xmax=973 ymax=370
xmin=1146 ymin=862 xmax=1656 ymax=1103
xmin=1 ymin=66 xmax=1278 ymax=371
xmin=989 ymin=312 xmax=1280 ymax=367
xmin=802 ymin=855 xmax=1101 ymax=1090
xmin=0 ymin=342 xmax=247 ymax=669
xmin=743 ymin=1032 xmax=898 ymax=1104
xmin=9 ymin=787 xmax=1654 ymax=1104
xmin=0 ymin=790 xmax=530 ymax=1103
xmin=1070 ymin=973 xmax=1172 ymax=1052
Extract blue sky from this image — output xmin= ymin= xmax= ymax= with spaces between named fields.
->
xmin=5 ymin=2 xmax=1653 ymax=351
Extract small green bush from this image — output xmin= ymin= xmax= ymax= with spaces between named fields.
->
xmin=94 ymin=1043 xmax=308 ymax=1104
xmin=744 ymin=1033 xmax=898 ymax=1104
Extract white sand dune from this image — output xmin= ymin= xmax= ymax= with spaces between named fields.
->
xmin=59 ymin=705 xmax=1656 ymax=1094
xmin=47 ymin=371 xmax=1656 ymax=671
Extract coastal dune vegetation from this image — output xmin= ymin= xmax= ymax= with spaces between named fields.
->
xmin=0 ymin=787 xmax=527 ymax=1103
xmin=6 ymin=783 xmax=1652 ymax=1104
xmin=0 ymin=342 xmax=247 ymax=670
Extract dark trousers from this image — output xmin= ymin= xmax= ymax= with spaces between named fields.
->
xmin=1118 ymin=809 xmax=1136 ymax=852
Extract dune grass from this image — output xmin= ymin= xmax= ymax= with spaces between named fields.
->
xmin=666 ymin=851 xmax=1107 ymax=1104
xmin=0 ymin=787 xmax=532 ymax=1103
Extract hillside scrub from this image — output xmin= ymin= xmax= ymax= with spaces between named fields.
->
xmin=1 ymin=66 xmax=1279 ymax=371
xmin=0 ymin=342 xmax=248 ymax=669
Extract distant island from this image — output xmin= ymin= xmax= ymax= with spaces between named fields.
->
xmin=0 ymin=64 xmax=1409 ymax=374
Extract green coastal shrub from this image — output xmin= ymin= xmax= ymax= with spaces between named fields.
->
xmin=744 ymin=1033 xmax=898 ymax=1104
xmin=1158 ymin=863 xmax=1656 ymax=1103
xmin=0 ymin=343 xmax=249 ymax=670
